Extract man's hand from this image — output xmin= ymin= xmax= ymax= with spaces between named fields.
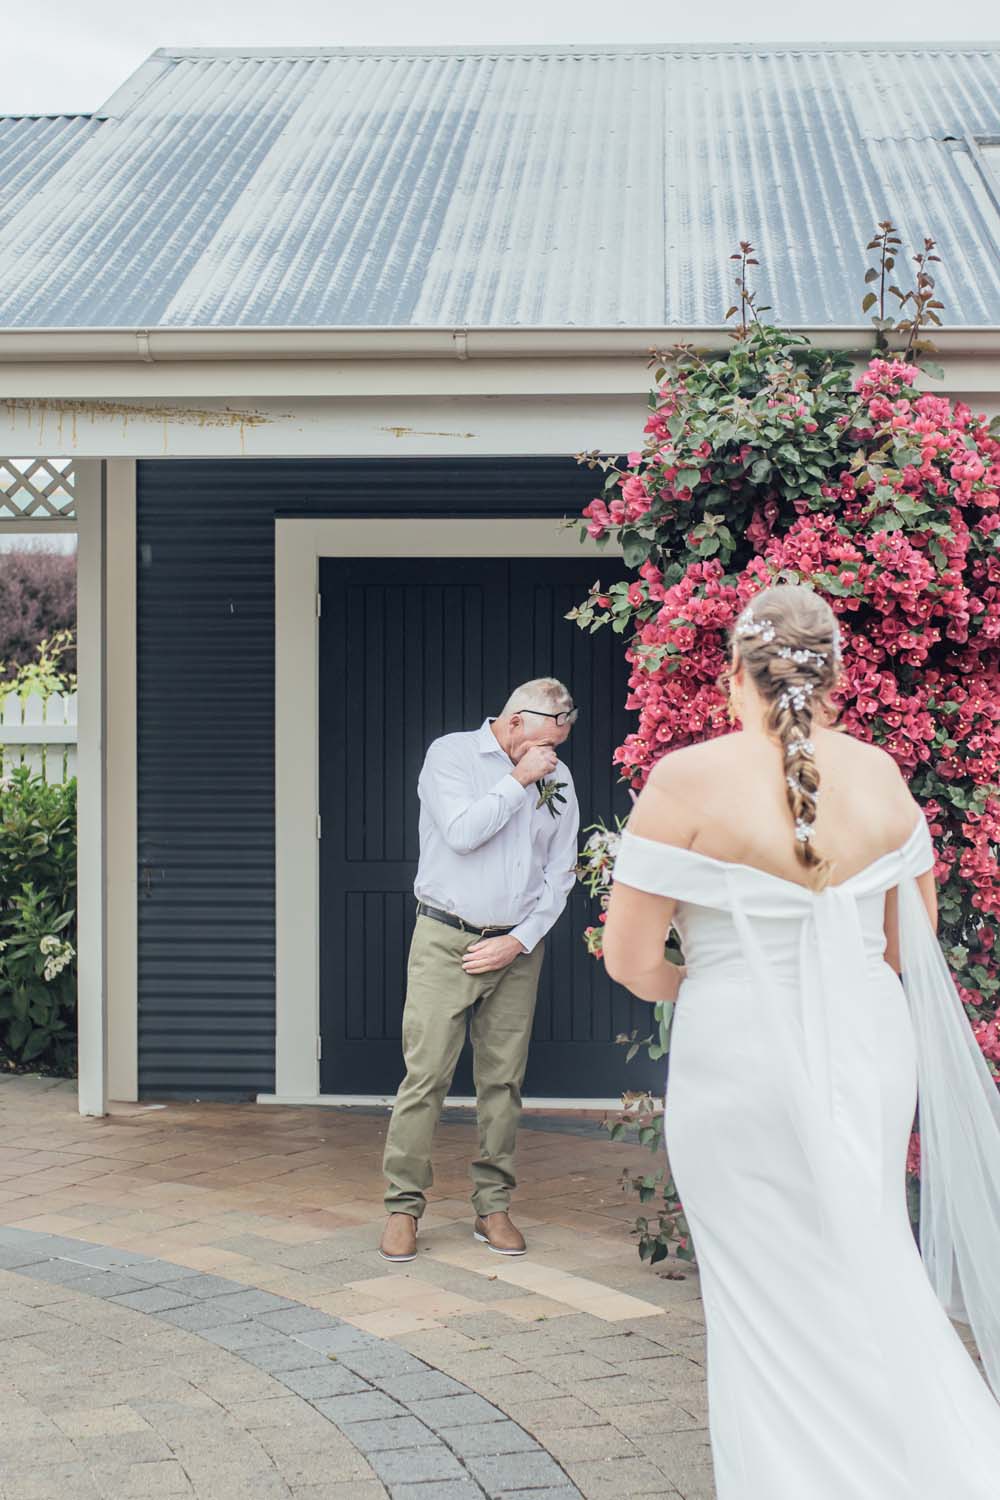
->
xmin=461 ymin=934 xmax=527 ymax=974
xmin=510 ymin=744 xmax=558 ymax=787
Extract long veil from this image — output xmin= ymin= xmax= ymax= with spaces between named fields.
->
xmin=899 ymin=868 xmax=1000 ymax=1399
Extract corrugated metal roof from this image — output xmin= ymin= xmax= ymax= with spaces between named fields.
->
xmin=1 ymin=43 xmax=999 ymax=329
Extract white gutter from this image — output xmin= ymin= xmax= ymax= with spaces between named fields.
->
xmin=1 ymin=325 xmax=1000 ymax=363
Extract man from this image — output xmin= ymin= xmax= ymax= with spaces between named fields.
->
xmin=379 ymin=678 xmax=581 ymax=1263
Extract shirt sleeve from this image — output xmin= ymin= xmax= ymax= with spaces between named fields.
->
xmin=418 ymin=738 xmax=530 ymax=855
xmin=510 ymin=772 xmax=581 ymax=954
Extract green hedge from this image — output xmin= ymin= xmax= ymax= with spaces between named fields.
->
xmin=0 ymin=768 xmax=76 ymax=1074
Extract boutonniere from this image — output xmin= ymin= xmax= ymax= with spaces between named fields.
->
xmin=535 ymin=777 xmax=568 ymax=818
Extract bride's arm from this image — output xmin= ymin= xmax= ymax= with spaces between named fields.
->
xmin=882 ymin=766 xmax=939 ymax=971
xmin=884 ymin=870 xmax=938 ymax=973
xmin=602 ymin=755 xmax=695 ymax=1002
xmin=603 ymin=881 xmax=685 ymax=1002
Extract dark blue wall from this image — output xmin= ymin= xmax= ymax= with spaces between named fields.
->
xmin=136 ymin=458 xmax=602 ymax=1099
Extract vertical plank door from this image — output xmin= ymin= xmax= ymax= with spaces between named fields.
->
xmin=318 ymin=556 xmax=663 ymax=1098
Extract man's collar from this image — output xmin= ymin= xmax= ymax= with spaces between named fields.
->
xmin=476 ymin=718 xmax=507 ymax=757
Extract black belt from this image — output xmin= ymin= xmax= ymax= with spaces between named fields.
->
xmin=416 ymin=902 xmax=515 ymax=938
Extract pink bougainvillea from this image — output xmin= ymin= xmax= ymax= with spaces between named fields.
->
xmin=572 ymin=291 xmax=1000 ymax=1220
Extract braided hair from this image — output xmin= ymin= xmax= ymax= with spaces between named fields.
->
xmin=729 ymin=585 xmax=842 ymax=888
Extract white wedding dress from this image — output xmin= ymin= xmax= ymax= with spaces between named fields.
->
xmin=613 ymin=814 xmax=1000 ymax=1498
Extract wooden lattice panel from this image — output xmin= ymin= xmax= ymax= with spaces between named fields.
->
xmin=0 ymin=458 xmax=75 ymax=521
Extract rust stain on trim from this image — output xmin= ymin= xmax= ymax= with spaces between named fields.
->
xmin=4 ymin=398 xmax=274 ymax=454
xmin=379 ymin=425 xmax=477 ymax=439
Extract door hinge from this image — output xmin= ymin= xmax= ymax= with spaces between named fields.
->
xmin=316 ymin=592 xmax=322 ymax=618
xmin=316 ymin=1035 xmax=323 ymax=1060
xmin=316 ymin=813 xmax=322 ymax=839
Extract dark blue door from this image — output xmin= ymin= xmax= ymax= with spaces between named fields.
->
xmin=318 ymin=555 xmax=662 ymax=1098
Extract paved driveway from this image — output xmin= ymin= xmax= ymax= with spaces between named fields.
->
xmin=0 ymin=1076 xmax=713 ymax=1499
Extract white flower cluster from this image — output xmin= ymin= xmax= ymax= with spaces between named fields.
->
xmin=785 ymin=737 xmax=815 ymax=757
xmin=39 ymin=933 xmax=74 ymax=982
xmin=581 ymin=827 xmax=621 ymax=866
xmin=795 ymin=818 xmax=815 ymax=844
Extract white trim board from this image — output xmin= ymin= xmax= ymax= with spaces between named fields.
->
xmin=257 ymin=1094 xmax=628 ymax=1111
xmin=274 ymin=517 xmax=622 ymax=1105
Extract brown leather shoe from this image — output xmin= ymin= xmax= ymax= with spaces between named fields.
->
xmin=473 ymin=1211 xmax=526 ymax=1256
xmin=379 ymin=1212 xmax=418 ymax=1262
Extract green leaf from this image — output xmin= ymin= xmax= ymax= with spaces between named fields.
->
xmin=862 ymin=291 xmax=878 ymax=313
xmin=20 ymin=1028 xmax=49 ymax=1063
xmin=675 ymin=468 xmax=702 ymax=490
xmin=7 ymin=1016 xmax=29 ymax=1050
xmin=919 ymin=360 xmax=945 ymax=380
xmin=620 ymin=531 xmax=650 ymax=568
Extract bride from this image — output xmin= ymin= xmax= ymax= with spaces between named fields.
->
xmin=603 ymin=583 xmax=1000 ymax=1498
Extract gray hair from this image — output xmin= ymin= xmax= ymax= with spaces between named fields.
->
xmin=500 ymin=677 xmax=574 ymax=719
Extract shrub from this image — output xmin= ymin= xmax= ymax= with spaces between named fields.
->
xmin=0 ymin=768 xmax=76 ymax=1074
xmin=572 ymin=229 xmax=1000 ymax=1265
xmin=0 ymin=545 xmax=76 ymax=682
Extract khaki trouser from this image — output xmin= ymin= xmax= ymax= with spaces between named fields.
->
xmin=382 ymin=913 xmax=545 ymax=1220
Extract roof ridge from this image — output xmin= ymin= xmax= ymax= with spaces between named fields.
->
xmin=148 ymin=40 xmax=1000 ymax=60
xmin=0 ymin=114 xmax=94 ymax=123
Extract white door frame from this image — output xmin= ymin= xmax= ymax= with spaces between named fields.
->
xmin=264 ymin=517 xmax=624 ymax=1110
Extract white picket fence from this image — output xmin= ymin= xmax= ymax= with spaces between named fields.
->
xmin=0 ymin=692 xmax=77 ymax=784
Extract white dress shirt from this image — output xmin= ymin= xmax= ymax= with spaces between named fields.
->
xmin=414 ymin=719 xmax=581 ymax=955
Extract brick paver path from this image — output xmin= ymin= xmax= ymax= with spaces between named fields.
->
xmin=0 ymin=1077 xmax=716 ymax=1499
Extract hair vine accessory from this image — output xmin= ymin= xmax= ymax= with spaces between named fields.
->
xmin=733 ymin=605 xmax=776 ymax=644
xmin=775 ymin=645 xmax=829 ymax=668
xmin=785 ymin=736 xmax=815 ymax=757
xmin=832 ymin=627 xmax=844 ymax=666
xmin=794 ymin=817 xmax=815 ymax=843
xmin=778 ymin=682 xmax=816 ymax=713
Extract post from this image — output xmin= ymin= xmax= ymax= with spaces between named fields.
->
xmin=76 ymin=460 xmax=108 ymax=1116
xmin=106 ymin=460 xmax=138 ymax=1101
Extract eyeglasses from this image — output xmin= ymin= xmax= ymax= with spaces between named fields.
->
xmin=515 ymin=705 xmax=579 ymax=727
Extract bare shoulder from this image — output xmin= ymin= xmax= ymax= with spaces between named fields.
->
xmin=627 ymin=741 xmax=724 ymax=845
xmin=820 ymin=729 xmax=920 ymax=831
xmin=647 ymin=734 xmax=738 ymax=780
xmin=823 ymin=729 xmax=908 ymax=785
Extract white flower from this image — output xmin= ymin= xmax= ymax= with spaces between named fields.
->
xmin=40 ymin=937 xmax=74 ymax=980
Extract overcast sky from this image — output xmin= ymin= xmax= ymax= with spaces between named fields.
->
xmin=5 ymin=0 xmax=998 ymax=116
